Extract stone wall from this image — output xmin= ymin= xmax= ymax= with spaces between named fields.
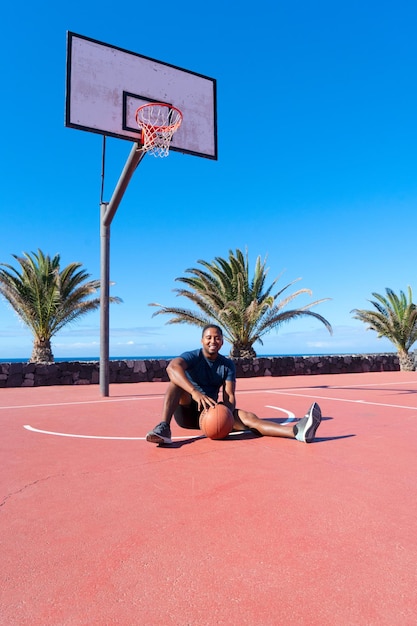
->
xmin=0 ymin=354 xmax=400 ymax=388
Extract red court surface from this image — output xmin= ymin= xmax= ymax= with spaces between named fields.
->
xmin=1 ymin=371 xmax=417 ymax=625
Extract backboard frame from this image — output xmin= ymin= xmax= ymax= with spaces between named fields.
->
xmin=65 ymin=32 xmax=218 ymax=160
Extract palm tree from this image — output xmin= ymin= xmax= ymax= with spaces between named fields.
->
xmin=0 ymin=249 xmax=121 ymax=363
xmin=351 ymin=287 xmax=417 ymax=371
xmin=150 ymin=248 xmax=332 ymax=358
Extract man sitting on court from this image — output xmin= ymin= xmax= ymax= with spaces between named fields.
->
xmin=146 ymin=324 xmax=322 ymax=445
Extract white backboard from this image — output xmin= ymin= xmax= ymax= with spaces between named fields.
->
xmin=65 ymin=32 xmax=217 ymax=160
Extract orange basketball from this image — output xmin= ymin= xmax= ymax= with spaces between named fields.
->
xmin=199 ymin=404 xmax=234 ymax=440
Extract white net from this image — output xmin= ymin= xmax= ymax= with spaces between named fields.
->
xmin=135 ymin=103 xmax=183 ymax=157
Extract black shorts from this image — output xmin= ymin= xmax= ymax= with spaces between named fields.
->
xmin=173 ymin=400 xmax=201 ymax=430
xmin=174 ymin=401 xmax=238 ymax=430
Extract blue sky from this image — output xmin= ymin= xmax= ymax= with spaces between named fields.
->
xmin=1 ymin=0 xmax=416 ymax=360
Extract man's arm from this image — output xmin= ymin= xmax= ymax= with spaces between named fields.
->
xmin=167 ymin=357 xmax=217 ymax=411
xmin=222 ymin=379 xmax=236 ymax=412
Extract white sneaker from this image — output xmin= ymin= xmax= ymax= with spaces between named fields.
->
xmin=294 ymin=403 xmax=322 ymax=443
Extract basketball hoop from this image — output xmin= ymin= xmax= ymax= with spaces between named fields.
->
xmin=135 ymin=103 xmax=183 ymax=157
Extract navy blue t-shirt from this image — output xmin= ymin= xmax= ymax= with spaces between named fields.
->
xmin=180 ymin=349 xmax=236 ymax=401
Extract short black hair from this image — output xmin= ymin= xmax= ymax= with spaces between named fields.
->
xmin=201 ymin=324 xmax=223 ymax=337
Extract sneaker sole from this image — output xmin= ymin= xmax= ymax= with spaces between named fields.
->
xmin=146 ymin=433 xmax=172 ymax=445
xmin=304 ymin=403 xmax=322 ymax=443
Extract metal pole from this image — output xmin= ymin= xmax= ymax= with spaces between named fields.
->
xmin=100 ymin=202 xmax=110 ymax=396
xmin=103 ymin=144 xmax=145 ymax=228
xmin=99 ymin=143 xmax=144 ymax=397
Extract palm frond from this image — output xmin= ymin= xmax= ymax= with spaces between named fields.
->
xmin=150 ymin=248 xmax=332 ymax=356
xmin=352 ymin=287 xmax=417 ymax=356
xmin=0 ymin=249 xmax=120 ymax=361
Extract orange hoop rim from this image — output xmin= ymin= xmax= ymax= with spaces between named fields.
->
xmin=135 ymin=103 xmax=183 ymax=132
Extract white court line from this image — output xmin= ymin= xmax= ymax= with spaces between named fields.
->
xmin=24 ymin=425 xmax=147 ymax=440
xmin=4 ymin=380 xmax=415 ymax=411
xmin=23 ymin=406 xmax=294 ymax=440
xmin=0 ymin=396 xmax=164 ymax=411
xmin=0 ymin=389 xmax=298 ymax=411
xmin=329 ymin=381 xmax=417 ymax=389
xmin=0 ymin=389 xmax=262 ymax=411
xmin=265 ymin=390 xmax=417 ymax=411
xmin=23 ymin=425 xmax=199 ymax=441
xmin=3 ymin=390 xmax=264 ymax=411
xmin=23 ymin=425 xmax=248 ymax=441
xmin=265 ymin=406 xmax=295 ymax=424
xmin=4 ymin=388 xmax=415 ymax=413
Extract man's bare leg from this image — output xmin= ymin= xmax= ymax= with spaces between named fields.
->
xmin=160 ymin=383 xmax=191 ymax=424
xmin=234 ymin=403 xmax=322 ymax=443
xmin=146 ymin=383 xmax=191 ymax=444
xmin=233 ymin=409 xmax=295 ymax=438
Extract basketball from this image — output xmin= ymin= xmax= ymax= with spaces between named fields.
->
xmin=199 ymin=404 xmax=234 ymax=440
